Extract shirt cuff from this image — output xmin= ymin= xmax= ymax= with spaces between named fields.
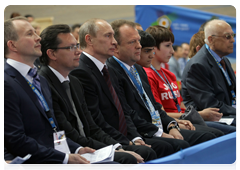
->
xmin=167 ymin=121 xmax=178 ymax=129
xmin=153 ymin=127 xmax=163 ymax=137
xmin=75 ymin=146 xmax=84 ymax=154
xmin=63 ymin=154 xmax=69 ymax=164
xmin=132 ymin=137 xmax=142 ymax=143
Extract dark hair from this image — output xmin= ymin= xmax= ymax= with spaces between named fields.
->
xmin=138 ymin=30 xmax=156 ymax=48
xmin=40 ymin=24 xmax=71 ymax=65
xmin=111 ymin=20 xmax=136 ymax=45
xmin=145 ymin=25 xmax=174 ymax=49
xmin=173 ymin=45 xmax=181 ymax=52
xmin=10 ymin=12 xmax=21 ymax=18
xmin=4 ymin=16 xmax=28 ymax=58
xmin=24 ymin=14 xmax=34 ymax=18
xmin=71 ymin=24 xmax=81 ymax=32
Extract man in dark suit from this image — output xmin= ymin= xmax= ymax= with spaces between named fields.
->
xmin=4 ymin=17 xmax=95 ymax=164
xmin=38 ymin=24 xmax=142 ymax=164
xmin=107 ymin=19 xmax=217 ymax=148
xmin=70 ymin=18 xmax=179 ymax=160
xmin=181 ymin=19 xmax=236 ymax=126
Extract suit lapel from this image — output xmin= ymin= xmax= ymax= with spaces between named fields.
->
xmin=81 ymin=54 xmax=116 ymax=107
xmin=206 ymin=48 xmax=231 ymax=102
xmin=5 ymin=63 xmax=48 ymax=120
xmin=109 ymin=57 xmax=146 ymax=108
xmin=40 ymin=66 xmax=77 ymax=117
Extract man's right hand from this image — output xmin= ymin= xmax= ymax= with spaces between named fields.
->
xmin=68 ymin=154 xmax=90 ymax=164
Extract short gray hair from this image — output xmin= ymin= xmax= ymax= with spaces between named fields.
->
xmin=79 ymin=18 xmax=103 ymax=49
xmin=4 ymin=16 xmax=28 ymax=58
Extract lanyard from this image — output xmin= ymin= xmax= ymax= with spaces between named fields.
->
xmin=113 ymin=56 xmax=153 ymax=113
xmin=113 ymin=56 xmax=144 ymax=95
xmin=25 ymin=79 xmax=58 ymax=133
xmin=150 ymin=65 xmax=182 ymax=112
xmin=205 ymin=44 xmax=236 ymax=105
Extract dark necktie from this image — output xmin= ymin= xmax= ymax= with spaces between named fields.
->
xmin=220 ymin=59 xmax=226 ymax=71
xmin=28 ymin=67 xmax=42 ymax=94
xmin=62 ymin=81 xmax=86 ymax=137
xmin=102 ymin=65 xmax=127 ymax=136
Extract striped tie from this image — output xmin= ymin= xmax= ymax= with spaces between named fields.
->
xmin=28 ymin=67 xmax=42 ymax=94
xmin=102 ymin=65 xmax=127 ymax=136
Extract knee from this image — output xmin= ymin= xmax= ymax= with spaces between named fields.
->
xmin=114 ymin=152 xmax=137 ymax=164
xmin=139 ymin=146 xmax=157 ymax=161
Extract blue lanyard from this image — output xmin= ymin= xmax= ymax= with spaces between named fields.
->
xmin=25 ymin=79 xmax=58 ymax=132
xmin=113 ymin=56 xmax=155 ymax=112
xmin=205 ymin=44 xmax=236 ymax=105
xmin=113 ymin=56 xmax=144 ymax=95
xmin=150 ymin=65 xmax=182 ymax=112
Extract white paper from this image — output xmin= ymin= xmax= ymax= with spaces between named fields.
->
xmin=10 ymin=154 xmax=31 ymax=164
xmin=218 ymin=118 xmax=234 ymax=125
xmin=81 ymin=145 xmax=115 ymax=163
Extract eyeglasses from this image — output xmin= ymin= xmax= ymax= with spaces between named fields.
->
xmin=52 ymin=43 xmax=80 ymax=51
xmin=211 ymin=33 xmax=236 ymax=40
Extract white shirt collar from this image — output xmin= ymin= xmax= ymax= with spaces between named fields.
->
xmin=6 ymin=58 xmax=36 ymax=83
xmin=48 ymin=65 xmax=70 ymax=83
xmin=114 ymin=57 xmax=132 ymax=71
xmin=83 ymin=51 xmax=106 ymax=72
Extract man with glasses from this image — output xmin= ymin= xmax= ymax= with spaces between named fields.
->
xmin=181 ymin=19 xmax=236 ymax=126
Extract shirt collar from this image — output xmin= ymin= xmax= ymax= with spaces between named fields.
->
xmin=48 ymin=65 xmax=70 ymax=83
xmin=83 ymin=51 xmax=106 ymax=72
xmin=114 ymin=56 xmax=132 ymax=71
xmin=6 ymin=58 xmax=36 ymax=82
xmin=205 ymin=44 xmax=222 ymax=62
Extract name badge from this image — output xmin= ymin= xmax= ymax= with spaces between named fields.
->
xmin=53 ymin=131 xmax=70 ymax=154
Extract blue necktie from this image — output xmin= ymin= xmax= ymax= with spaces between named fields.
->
xmin=28 ymin=67 xmax=42 ymax=94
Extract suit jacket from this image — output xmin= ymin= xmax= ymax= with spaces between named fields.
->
xmin=38 ymin=65 xmax=119 ymax=150
xmin=181 ymin=45 xmax=236 ymax=116
xmin=4 ymin=63 xmax=80 ymax=163
xmin=70 ymin=53 xmax=141 ymax=145
xmin=107 ymin=57 xmax=175 ymax=133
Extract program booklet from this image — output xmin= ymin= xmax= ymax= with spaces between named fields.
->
xmin=81 ymin=145 xmax=115 ymax=164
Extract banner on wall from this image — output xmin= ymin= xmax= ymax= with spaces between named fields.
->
xmin=135 ymin=5 xmax=236 ymax=59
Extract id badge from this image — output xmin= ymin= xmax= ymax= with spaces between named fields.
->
xmin=53 ymin=131 xmax=70 ymax=154
xmin=151 ymin=110 xmax=163 ymax=128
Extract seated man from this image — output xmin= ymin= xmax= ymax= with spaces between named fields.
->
xmin=38 ymin=23 xmax=142 ymax=164
xmin=4 ymin=16 xmax=95 ymax=164
xmin=107 ymin=19 xmax=217 ymax=148
xmin=181 ymin=19 xmax=236 ymax=126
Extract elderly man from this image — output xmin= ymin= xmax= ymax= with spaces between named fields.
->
xmin=181 ymin=19 xmax=236 ymax=126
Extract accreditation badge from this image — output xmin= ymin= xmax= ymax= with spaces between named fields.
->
xmin=53 ymin=130 xmax=70 ymax=154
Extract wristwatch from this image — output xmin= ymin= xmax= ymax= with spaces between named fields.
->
xmin=168 ymin=125 xmax=180 ymax=132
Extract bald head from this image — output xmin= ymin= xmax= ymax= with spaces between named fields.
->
xmin=204 ymin=19 xmax=231 ymax=44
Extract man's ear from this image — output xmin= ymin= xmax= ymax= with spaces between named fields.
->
xmin=85 ymin=34 xmax=93 ymax=46
xmin=208 ymin=36 xmax=213 ymax=44
xmin=46 ymin=49 xmax=57 ymax=61
xmin=7 ymin=40 xmax=17 ymax=52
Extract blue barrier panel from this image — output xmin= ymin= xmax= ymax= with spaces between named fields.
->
xmin=135 ymin=5 xmax=236 ymax=59
xmin=145 ymin=132 xmax=236 ymax=164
